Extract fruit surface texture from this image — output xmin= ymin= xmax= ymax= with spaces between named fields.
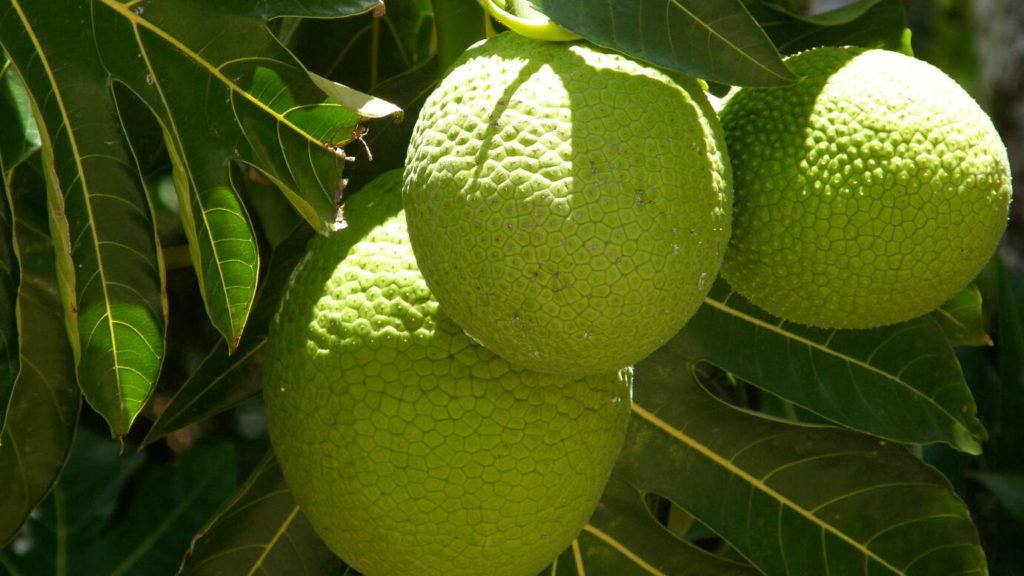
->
xmin=719 ymin=46 xmax=1012 ymax=329
xmin=262 ymin=170 xmax=632 ymax=576
xmin=403 ymin=32 xmax=732 ymax=376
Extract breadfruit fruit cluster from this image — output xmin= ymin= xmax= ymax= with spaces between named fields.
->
xmin=262 ymin=32 xmax=1011 ymax=576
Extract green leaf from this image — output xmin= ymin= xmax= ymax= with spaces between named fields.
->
xmin=94 ymin=0 xmax=398 ymax=350
xmin=0 ymin=58 xmax=39 ymax=169
xmin=549 ymin=475 xmax=760 ymax=575
xmin=1 ymin=426 xmax=236 ymax=576
xmin=533 ymin=0 xmax=798 ymax=87
xmin=177 ymin=450 xmax=345 ymax=576
xmin=0 ymin=176 xmax=15 ymax=435
xmin=141 ymin=225 xmax=313 ymax=447
xmin=746 ymin=0 xmax=907 ymax=56
xmin=931 ymin=285 xmax=990 ymax=348
xmin=971 ymin=473 xmax=1024 ymax=523
xmin=281 ymin=0 xmax=442 ymax=191
xmin=283 ymin=0 xmax=434 ymax=92
xmin=616 ymin=337 xmax=989 ymax=576
xmin=0 ymin=159 xmax=80 ymax=548
xmin=1 ymin=427 xmax=144 ymax=573
xmin=990 ymin=259 xmax=1024 ymax=465
xmin=678 ymin=280 xmax=986 ymax=454
xmin=1 ymin=0 xmax=167 ymax=436
xmin=92 ymin=444 xmax=238 ymax=576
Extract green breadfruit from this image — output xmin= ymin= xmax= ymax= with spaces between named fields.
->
xmin=719 ymin=46 xmax=1012 ymax=329
xmin=403 ymin=32 xmax=732 ymax=376
xmin=262 ymin=170 xmax=632 ymax=576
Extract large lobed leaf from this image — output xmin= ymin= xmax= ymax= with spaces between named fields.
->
xmin=677 ymin=280 xmax=986 ymax=454
xmin=177 ymin=451 xmax=345 ymax=576
xmin=557 ymin=475 xmax=761 ymax=575
xmin=616 ymin=334 xmax=988 ymax=575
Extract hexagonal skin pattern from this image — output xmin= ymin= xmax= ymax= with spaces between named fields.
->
xmin=402 ymin=32 xmax=732 ymax=376
xmin=263 ymin=170 xmax=632 ymax=576
xmin=719 ymin=47 xmax=1012 ymax=329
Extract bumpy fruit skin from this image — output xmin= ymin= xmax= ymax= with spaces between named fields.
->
xmin=403 ymin=32 xmax=732 ymax=376
xmin=262 ymin=170 xmax=632 ymax=576
xmin=720 ymin=46 xmax=1012 ymax=329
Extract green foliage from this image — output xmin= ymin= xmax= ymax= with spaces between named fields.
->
xmin=0 ymin=0 xmax=1021 ymax=575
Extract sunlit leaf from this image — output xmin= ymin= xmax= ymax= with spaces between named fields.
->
xmin=178 ymin=450 xmax=345 ymax=576
xmin=1 ymin=0 xmax=167 ymax=436
xmin=677 ymin=280 xmax=986 ymax=454
xmin=142 ymin=226 xmax=313 ymax=447
xmin=0 ymin=57 xmax=39 ymax=169
xmin=746 ymin=0 xmax=907 ymax=55
xmin=533 ymin=0 xmax=798 ymax=87
xmin=95 ymin=0 xmax=398 ymax=350
xmin=932 ymin=285 xmax=990 ymax=348
xmin=0 ymin=160 xmax=80 ymax=548
xmin=616 ymin=336 xmax=988 ymax=575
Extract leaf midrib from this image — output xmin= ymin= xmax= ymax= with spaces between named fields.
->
xmin=9 ymin=0 xmax=124 ymax=429
xmin=101 ymin=0 xmax=327 ymax=151
xmin=631 ymin=403 xmax=903 ymax=575
xmin=668 ymin=0 xmax=790 ymax=81
xmin=703 ymin=293 xmax=972 ymax=440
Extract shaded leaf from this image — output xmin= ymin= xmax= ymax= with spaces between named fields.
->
xmin=989 ymin=259 xmax=1024 ymax=465
xmin=932 ymin=285 xmax=990 ymax=348
xmin=533 ymin=0 xmax=798 ymax=87
xmin=971 ymin=472 xmax=1024 ymax=523
xmin=1 ymin=0 xmax=167 ymax=436
xmin=0 ymin=160 xmax=80 ymax=547
xmin=545 ymin=475 xmax=760 ymax=575
xmin=92 ymin=443 xmax=238 ymax=576
xmin=1 ymin=427 xmax=143 ymax=572
xmin=747 ymin=0 xmax=907 ymax=56
xmin=285 ymin=0 xmax=434 ymax=91
xmin=1 ymin=426 xmax=235 ymax=576
xmin=0 ymin=172 xmax=15 ymax=435
xmin=615 ymin=335 xmax=988 ymax=576
xmin=142 ymin=225 xmax=313 ymax=447
xmin=678 ymin=280 xmax=985 ymax=454
xmin=346 ymin=55 xmax=444 ymax=192
xmin=178 ymin=450 xmax=345 ymax=576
